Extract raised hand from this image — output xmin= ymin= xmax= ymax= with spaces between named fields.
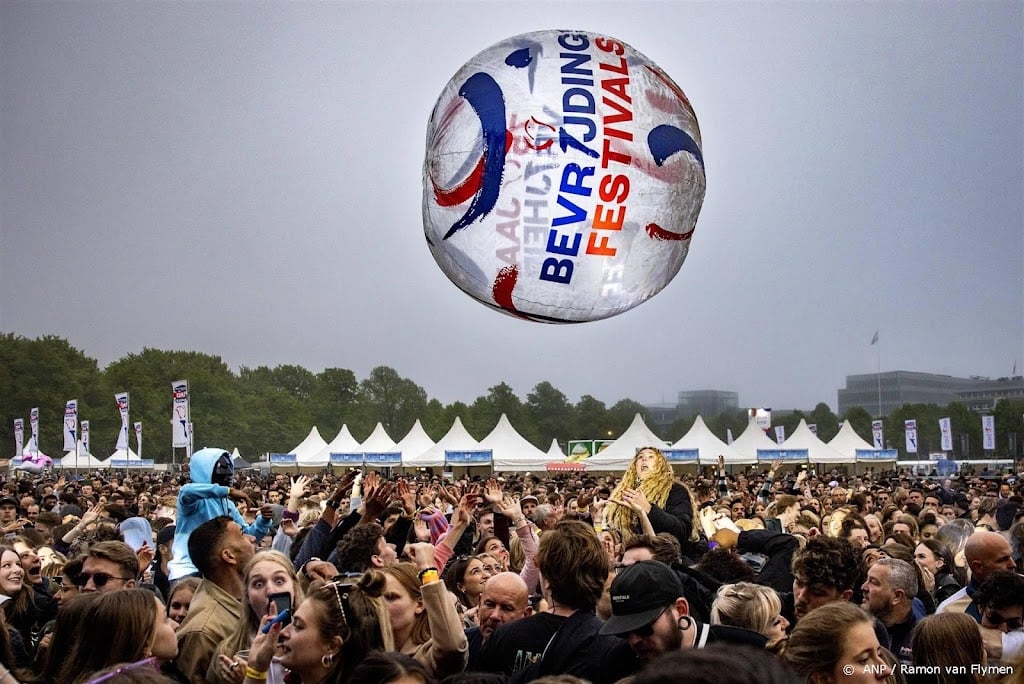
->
xmin=483 ymin=478 xmax=503 ymax=506
xmin=289 ymin=475 xmax=310 ymax=500
xmin=396 ymin=479 xmax=416 ymax=514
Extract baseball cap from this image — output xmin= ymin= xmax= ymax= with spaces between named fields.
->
xmin=599 ymin=560 xmax=683 ymax=636
xmin=0 ymin=497 xmax=17 ymax=508
xmin=520 ymin=495 xmax=539 ymax=505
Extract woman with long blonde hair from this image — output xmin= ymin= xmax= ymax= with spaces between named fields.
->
xmin=606 ymin=447 xmax=699 ymax=558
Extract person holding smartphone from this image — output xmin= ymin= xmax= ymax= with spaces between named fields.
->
xmin=209 ymin=551 xmax=303 ymax=684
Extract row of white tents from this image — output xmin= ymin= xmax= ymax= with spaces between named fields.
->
xmin=15 ymin=413 xmax=895 ymax=473
xmin=263 ymin=413 xmax=895 ymax=472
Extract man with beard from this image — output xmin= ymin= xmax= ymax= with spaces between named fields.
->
xmin=861 ymin=557 xmax=918 ymax=662
xmin=598 ymin=561 xmax=766 ymax=678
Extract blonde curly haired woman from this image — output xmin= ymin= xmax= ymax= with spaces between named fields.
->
xmin=606 ymin=447 xmax=700 ymax=559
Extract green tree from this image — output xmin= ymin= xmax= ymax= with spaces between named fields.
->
xmin=992 ymin=399 xmax=1024 ymax=459
xmin=807 ymin=403 xmax=840 ymax=442
xmin=572 ymin=395 xmax=610 ymax=441
xmin=526 ymin=382 xmax=572 ymax=449
xmin=0 ymin=334 xmax=103 ymax=457
xmin=842 ymin=406 xmax=874 ymax=445
xmin=310 ymin=368 xmax=360 ymax=439
xmin=356 ymin=366 xmax=427 ymax=439
xmin=607 ymin=399 xmax=649 ymax=437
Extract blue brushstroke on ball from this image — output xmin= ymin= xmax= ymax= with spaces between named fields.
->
xmin=648 ymin=124 xmax=704 ymax=171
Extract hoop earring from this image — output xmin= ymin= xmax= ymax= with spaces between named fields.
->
xmin=677 ymin=615 xmax=693 ymax=631
xmin=321 ymin=653 xmax=334 ymax=668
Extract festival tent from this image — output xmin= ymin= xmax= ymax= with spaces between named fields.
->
xmin=828 ymin=420 xmax=875 ymax=457
xmin=670 ymin=415 xmax=751 ymax=465
xmin=57 ymin=441 xmax=106 ymax=469
xmin=542 ymin=439 xmax=583 ymax=471
xmin=106 ymin=447 xmax=142 ymax=465
xmin=730 ymin=417 xmax=795 ymax=464
xmin=583 ymin=414 xmax=668 ymax=472
xmin=781 ymin=419 xmax=849 ymax=464
xmin=360 ymin=423 xmax=397 ymax=453
xmin=288 ymin=427 xmax=329 ymax=467
xmin=404 ymin=417 xmax=479 ymax=469
xmin=231 ymin=448 xmax=254 ymax=470
xmin=309 ymin=425 xmax=360 ymax=466
xmin=479 ymin=414 xmax=549 ymax=472
xmin=394 ymin=419 xmax=436 ymax=469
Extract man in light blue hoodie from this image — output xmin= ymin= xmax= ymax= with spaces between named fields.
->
xmin=168 ymin=447 xmax=272 ymax=581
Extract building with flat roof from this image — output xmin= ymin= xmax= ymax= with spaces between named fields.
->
xmin=645 ymin=389 xmax=739 ymax=429
xmin=838 ymin=371 xmax=1024 ymax=417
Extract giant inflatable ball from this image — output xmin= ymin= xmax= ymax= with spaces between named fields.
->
xmin=423 ymin=30 xmax=705 ymax=323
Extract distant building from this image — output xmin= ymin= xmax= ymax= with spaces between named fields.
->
xmin=838 ymin=371 xmax=1024 ymax=417
xmin=645 ymin=389 xmax=739 ymax=429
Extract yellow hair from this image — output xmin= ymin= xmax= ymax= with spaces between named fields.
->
xmin=607 ymin=447 xmax=678 ymax=542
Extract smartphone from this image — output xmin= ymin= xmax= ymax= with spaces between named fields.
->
xmin=269 ymin=592 xmax=292 ymax=615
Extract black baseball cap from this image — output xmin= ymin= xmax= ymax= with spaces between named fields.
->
xmin=0 ymin=497 xmax=18 ymax=508
xmin=599 ymin=560 xmax=683 ymax=636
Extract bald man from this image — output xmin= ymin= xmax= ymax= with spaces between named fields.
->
xmin=937 ymin=531 xmax=1016 ymax=616
xmin=467 ymin=572 xmax=532 ymax=669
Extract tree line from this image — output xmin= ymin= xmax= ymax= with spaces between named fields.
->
xmin=2 ymin=333 xmax=1021 ymax=464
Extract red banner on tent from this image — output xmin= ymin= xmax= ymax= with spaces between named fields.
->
xmin=546 ymin=462 xmax=585 ymax=472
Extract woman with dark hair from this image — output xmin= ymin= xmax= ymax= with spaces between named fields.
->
xmin=40 ymin=589 xmax=178 ymax=684
xmin=442 ymin=557 xmax=489 ymax=626
xmin=0 ymin=545 xmax=51 ymax=666
xmin=243 ymin=572 xmax=393 ymax=684
xmin=914 ymin=539 xmax=961 ymax=605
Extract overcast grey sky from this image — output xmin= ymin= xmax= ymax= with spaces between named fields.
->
xmin=2 ymin=1 xmax=1021 ymax=413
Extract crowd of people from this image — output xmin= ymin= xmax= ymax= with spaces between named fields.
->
xmin=0 ymin=444 xmax=1022 ymax=683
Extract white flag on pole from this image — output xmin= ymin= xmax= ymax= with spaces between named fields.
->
xmin=29 ymin=408 xmax=39 ymax=455
xmin=904 ymin=420 xmax=918 ymax=453
xmin=982 ymin=415 xmax=995 ymax=451
xmin=81 ymin=421 xmax=90 ymax=454
xmin=134 ymin=422 xmax=143 ymax=458
xmin=13 ymin=419 xmax=24 ymax=457
xmin=63 ymin=400 xmax=78 ymax=452
xmin=171 ymin=381 xmax=190 ymax=448
xmin=774 ymin=426 xmax=785 ymax=444
xmin=939 ymin=417 xmax=952 ymax=452
xmin=872 ymin=420 xmax=884 ymax=449
xmin=726 ymin=429 xmax=734 ymax=445
xmin=808 ymin=424 xmax=818 ymax=435
xmin=115 ymin=392 xmax=130 ymax=450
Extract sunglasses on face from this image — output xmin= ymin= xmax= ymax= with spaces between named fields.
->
xmin=75 ymin=571 xmax=133 ymax=588
xmin=985 ymin=612 xmax=1023 ymax=630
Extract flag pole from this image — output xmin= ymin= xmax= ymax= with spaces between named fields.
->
xmin=876 ymin=335 xmax=882 ymax=417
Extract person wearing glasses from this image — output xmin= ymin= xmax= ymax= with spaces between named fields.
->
xmin=79 ymin=541 xmax=140 ymax=594
xmin=973 ymin=569 xmax=1024 ymax=666
xmin=597 ymin=560 xmax=766 ymax=680
xmin=243 ymin=574 xmax=392 ymax=684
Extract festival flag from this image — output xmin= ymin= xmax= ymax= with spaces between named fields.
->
xmin=13 ymin=419 xmax=24 ymax=457
xmin=808 ymin=424 xmax=818 ymax=435
xmin=115 ymin=392 xmax=130 ymax=450
xmin=171 ymin=380 xmax=190 ymax=448
xmin=726 ymin=429 xmax=734 ymax=445
xmin=939 ymin=417 xmax=952 ymax=452
xmin=870 ymin=331 xmax=879 ymax=345
xmin=81 ymin=421 xmax=90 ymax=454
xmin=872 ymin=420 xmax=884 ymax=449
xmin=134 ymin=422 xmax=143 ymax=458
xmin=904 ymin=419 xmax=918 ymax=453
xmin=29 ymin=407 xmax=39 ymax=455
xmin=982 ymin=415 xmax=995 ymax=451
xmin=63 ymin=400 xmax=79 ymax=452
xmin=774 ymin=426 xmax=785 ymax=444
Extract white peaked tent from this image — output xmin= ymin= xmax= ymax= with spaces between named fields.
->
xmin=107 ymin=447 xmax=142 ymax=462
xmin=671 ymin=415 xmax=751 ymax=465
xmin=405 ymin=417 xmax=479 ymax=469
xmin=730 ymin=418 xmax=785 ymax=463
xmin=310 ymin=425 xmax=360 ymax=465
xmin=828 ymin=420 xmax=877 ymax=461
xmin=360 ymin=423 xmax=397 ymax=452
xmin=480 ymin=414 xmax=549 ymax=472
xmin=782 ymin=419 xmax=849 ymax=464
xmin=584 ymin=414 xmax=667 ymax=471
xmin=546 ymin=439 xmax=567 ymax=461
xmin=289 ymin=427 xmax=329 ymax=466
xmin=58 ymin=441 xmax=106 ymax=469
xmin=395 ymin=419 xmax=436 ymax=468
